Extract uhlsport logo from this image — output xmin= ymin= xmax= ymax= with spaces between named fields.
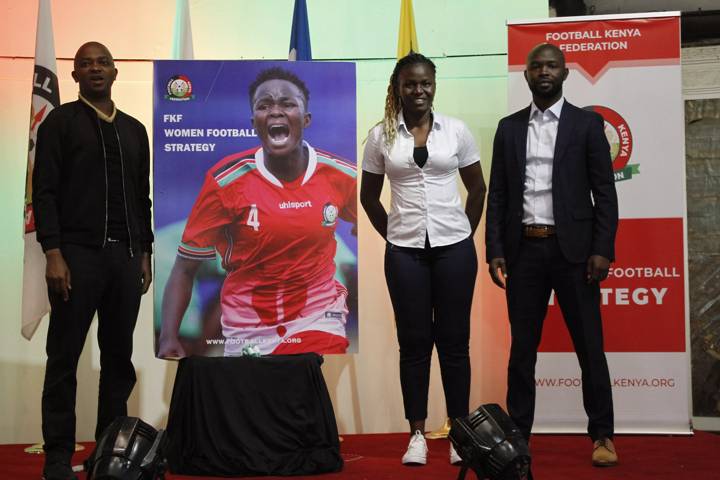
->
xmin=584 ymin=105 xmax=638 ymax=182
xmin=165 ymin=75 xmax=194 ymax=101
xmin=321 ymin=203 xmax=338 ymax=227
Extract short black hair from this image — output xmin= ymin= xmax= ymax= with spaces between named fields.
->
xmin=526 ymin=43 xmax=566 ymax=67
xmin=248 ymin=67 xmax=310 ymax=110
xmin=73 ymin=41 xmax=114 ymax=69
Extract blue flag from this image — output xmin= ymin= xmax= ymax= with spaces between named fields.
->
xmin=288 ymin=0 xmax=311 ymax=61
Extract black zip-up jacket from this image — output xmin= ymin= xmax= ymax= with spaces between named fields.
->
xmin=33 ymin=100 xmax=153 ymax=254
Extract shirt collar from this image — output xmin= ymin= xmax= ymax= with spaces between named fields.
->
xmin=530 ymin=97 xmax=564 ymax=121
xmin=254 ymin=140 xmax=317 ymax=188
xmin=397 ymin=111 xmax=441 ymax=135
xmin=79 ymin=93 xmax=117 ymax=123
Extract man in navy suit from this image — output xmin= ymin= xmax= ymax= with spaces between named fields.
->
xmin=485 ymin=43 xmax=619 ymax=468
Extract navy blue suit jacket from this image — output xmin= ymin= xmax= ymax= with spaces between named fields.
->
xmin=485 ymin=101 xmax=618 ymax=265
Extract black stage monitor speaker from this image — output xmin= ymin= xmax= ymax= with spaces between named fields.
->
xmin=85 ymin=416 xmax=167 ymax=480
xmin=449 ymin=404 xmax=531 ymax=480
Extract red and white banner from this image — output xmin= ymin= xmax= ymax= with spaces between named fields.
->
xmin=22 ymin=0 xmax=59 ymax=340
xmin=508 ymin=12 xmax=690 ymax=434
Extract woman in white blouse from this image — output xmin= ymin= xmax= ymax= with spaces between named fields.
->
xmin=361 ymin=53 xmax=486 ymax=466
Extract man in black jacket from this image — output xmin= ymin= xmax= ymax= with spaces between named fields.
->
xmin=485 ymin=44 xmax=619 ymax=469
xmin=32 ymin=42 xmax=153 ymax=480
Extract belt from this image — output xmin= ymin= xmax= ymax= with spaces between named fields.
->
xmin=523 ymin=224 xmax=556 ymax=238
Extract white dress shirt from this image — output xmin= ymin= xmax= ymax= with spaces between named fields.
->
xmin=362 ymin=112 xmax=480 ymax=248
xmin=523 ymin=97 xmax=564 ymax=226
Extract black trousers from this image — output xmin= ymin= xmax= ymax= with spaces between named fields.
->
xmin=384 ymin=236 xmax=478 ymax=421
xmin=505 ymin=235 xmax=614 ymax=442
xmin=42 ymin=242 xmax=142 ymax=460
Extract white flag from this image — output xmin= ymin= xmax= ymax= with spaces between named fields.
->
xmin=22 ymin=0 xmax=60 ymax=340
xmin=171 ymin=0 xmax=194 ymax=60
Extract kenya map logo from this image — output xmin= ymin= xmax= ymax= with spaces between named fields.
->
xmin=584 ymin=105 xmax=638 ymax=182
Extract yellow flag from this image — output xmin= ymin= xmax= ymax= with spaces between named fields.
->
xmin=397 ymin=0 xmax=419 ymax=59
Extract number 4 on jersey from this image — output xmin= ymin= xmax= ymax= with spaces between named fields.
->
xmin=246 ymin=204 xmax=260 ymax=231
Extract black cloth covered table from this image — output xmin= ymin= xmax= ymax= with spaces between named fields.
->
xmin=165 ymin=353 xmax=343 ymax=476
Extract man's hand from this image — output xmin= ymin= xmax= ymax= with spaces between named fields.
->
xmin=586 ymin=255 xmax=610 ymax=283
xmin=157 ymin=333 xmax=186 ymax=359
xmin=140 ymin=252 xmax=152 ymax=294
xmin=45 ymin=248 xmax=71 ymax=301
xmin=489 ymin=257 xmax=507 ymax=289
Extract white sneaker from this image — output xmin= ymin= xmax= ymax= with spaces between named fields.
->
xmin=402 ymin=430 xmax=428 ymax=465
xmin=450 ymin=443 xmax=462 ymax=465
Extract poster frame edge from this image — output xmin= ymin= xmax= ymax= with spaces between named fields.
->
xmin=507 ymin=11 xmax=680 ymax=26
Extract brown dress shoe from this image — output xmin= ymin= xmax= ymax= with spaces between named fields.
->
xmin=592 ymin=438 xmax=618 ymax=467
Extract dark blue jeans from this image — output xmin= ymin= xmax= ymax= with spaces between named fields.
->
xmin=384 ymin=236 xmax=478 ymax=421
xmin=42 ymin=241 xmax=142 ymax=460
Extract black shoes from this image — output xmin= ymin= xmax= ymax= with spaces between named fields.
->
xmin=42 ymin=460 xmax=78 ymax=480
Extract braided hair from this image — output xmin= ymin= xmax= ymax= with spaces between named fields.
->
xmin=381 ymin=52 xmax=436 ymax=149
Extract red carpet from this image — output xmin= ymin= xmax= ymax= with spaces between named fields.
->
xmin=7 ymin=431 xmax=720 ymax=479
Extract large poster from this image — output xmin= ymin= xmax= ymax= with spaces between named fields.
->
xmin=508 ymin=13 xmax=690 ymax=433
xmin=153 ymin=61 xmax=358 ymax=358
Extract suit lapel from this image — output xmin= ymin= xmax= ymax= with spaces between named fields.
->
xmin=514 ymin=106 xmax=530 ymax=179
xmin=553 ymin=101 xmax=577 ymax=167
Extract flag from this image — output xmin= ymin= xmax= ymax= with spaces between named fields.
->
xmin=397 ymin=0 xmax=419 ymax=59
xmin=21 ymin=0 xmax=60 ymax=340
xmin=171 ymin=0 xmax=194 ymax=60
xmin=288 ymin=0 xmax=312 ymax=61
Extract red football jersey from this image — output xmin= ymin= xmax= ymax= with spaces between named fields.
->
xmin=179 ymin=143 xmax=356 ymax=335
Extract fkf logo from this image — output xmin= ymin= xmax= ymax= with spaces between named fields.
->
xmin=27 ymin=65 xmax=60 ymax=235
xmin=166 ymin=75 xmax=194 ymax=101
xmin=33 ymin=65 xmax=59 ymax=104
xmin=29 ymin=65 xmax=60 ymax=152
xmin=584 ymin=105 xmax=638 ymax=182
xmin=322 ymin=203 xmax=338 ymax=227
